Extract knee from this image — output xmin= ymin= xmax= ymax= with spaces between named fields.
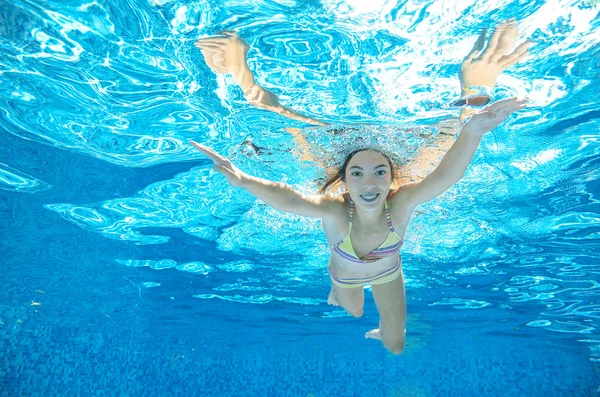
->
xmin=383 ymin=336 xmax=405 ymax=355
xmin=348 ymin=307 xmax=364 ymax=318
xmin=339 ymin=300 xmax=363 ymax=318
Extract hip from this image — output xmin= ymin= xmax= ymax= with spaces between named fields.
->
xmin=328 ymin=258 xmax=402 ymax=289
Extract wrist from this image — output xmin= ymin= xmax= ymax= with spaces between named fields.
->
xmin=239 ymin=172 xmax=253 ymax=188
xmin=452 ymin=85 xmax=493 ymax=108
xmin=232 ymin=63 xmax=255 ymax=91
xmin=459 ymin=107 xmax=478 ymax=121
xmin=460 ymin=124 xmax=487 ymax=138
xmin=459 ymin=74 xmax=496 ymax=91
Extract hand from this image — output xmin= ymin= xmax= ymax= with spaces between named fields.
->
xmin=195 ymin=31 xmax=249 ymax=77
xmin=460 ymin=19 xmax=532 ymax=89
xmin=462 ymin=97 xmax=527 ymax=135
xmin=190 ymin=140 xmax=246 ymax=187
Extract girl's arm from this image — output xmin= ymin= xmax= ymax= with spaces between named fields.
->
xmin=190 ymin=141 xmax=341 ymax=219
xmin=394 ymin=97 xmax=527 ymax=208
xmin=195 ymin=31 xmax=325 ymax=126
xmin=398 ymin=19 xmax=532 ymax=184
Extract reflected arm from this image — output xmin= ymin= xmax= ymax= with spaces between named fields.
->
xmin=196 ymin=31 xmax=325 ymax=126
xmin=235 ymin=66 xmax=326 ymax=125
xmin=399 ymin=19 xmax=531 ymax=183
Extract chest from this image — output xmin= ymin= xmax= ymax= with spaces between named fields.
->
xmin=322 ymin=199 xmax=413 ymax=253
xmin=349 ymin=226 xmax=393 ymax=259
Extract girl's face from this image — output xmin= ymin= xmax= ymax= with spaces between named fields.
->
xmin=344 ymin=150 xmax=392 ymax=211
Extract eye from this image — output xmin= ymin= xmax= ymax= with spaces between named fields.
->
xmin=351 ymin=171 xmax=362 ymax=177
xmin=375 ymin=170 xmax=387 ymax=176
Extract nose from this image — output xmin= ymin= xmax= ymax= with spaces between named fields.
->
xmin=363 ymin=179 xmax=376 ymax=190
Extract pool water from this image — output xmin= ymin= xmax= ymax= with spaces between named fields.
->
xmin=1 ymin=0 xmax=599 ymax=395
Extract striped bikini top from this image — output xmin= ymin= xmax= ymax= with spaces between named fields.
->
xmin=331 ymin=199 xmax=404 ymax=264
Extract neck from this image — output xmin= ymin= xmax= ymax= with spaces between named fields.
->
xmin=353 ymin=203 xmax=386 ymax=226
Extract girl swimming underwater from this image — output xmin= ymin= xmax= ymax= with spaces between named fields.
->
xmin=191 ymin=20 xmax=530 ymax=354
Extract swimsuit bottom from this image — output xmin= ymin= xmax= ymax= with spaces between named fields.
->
xmin=328 ymin=259 xmax=402 ymax=289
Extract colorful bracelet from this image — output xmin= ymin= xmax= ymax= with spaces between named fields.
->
xmin=451 ymin=85 xmax=493 ymax=107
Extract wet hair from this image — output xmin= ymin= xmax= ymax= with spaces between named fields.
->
xmin=317 ymin=149 xmax=398 ymax=194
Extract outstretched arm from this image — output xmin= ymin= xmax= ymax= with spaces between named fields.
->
xmin=195 ymin=31 xmax=325 ymax=126
xmin=395 ymin=97 xmax=527 ymax=208
xmin=189 ymin=140 xmax=339 ymax=218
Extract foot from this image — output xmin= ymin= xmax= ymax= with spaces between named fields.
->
xmin=365 ymin=320 xmax=383 ymax=340
xmin=327 ymin=288 xmax=339 ymax=306
xmin=365 ymin=328 xmax=382 ymax=340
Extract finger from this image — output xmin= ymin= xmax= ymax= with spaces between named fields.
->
xmin=494 ymin=97 xmax=527 ymax=107
xmin=197 ymin=47 xmax=219 ymax=62
xmin=497 ymin=19 xmax=517 ymax=37
xmin=510 ymin=100 xmax=529 ymax=109
xmin=213 ymin=164 xmax=228 ymax=178
xmin=210 ymin=52 xmax=226 ymax=66
xmin=499 ymin=41 xmax=532 ymax=68
xmin=480 ymin=22 xmax=506 ymax=61
xmin=502 ymin=18 xmax=518 ymax=30
xmin=213 ymin=164 xmax=238 ymax=185
xmin=198 ymin=49 xmax=224 ymax=67
xmin=489 ymin=21 xmax=519 ymax=62
xmin=464 ymin=29 xmax=487 ymax=62
xmin=195 ymin=41 xmax=225 ymax=50
xmin=195 ymin=37 xmax=225 ymax=45
xmin=501 ymin=51 xmax=528 ymax=68
xmin=501 ymin=99 xmax=528 ymax=112
xmin=488 ymin=97 xmax=518 ymax=108
xmin=485 ymin=98 xmax=519 ymax=113
xmin=190 ymin=141 xmax=227 ymax=164
xmin=504 ymin=40 xmax=532 ymax=57
xmin=220 ymin=30 xmax=238 ymax=37
xmin=202 ymin=147 xmax=227 ymax=164
xmin=198 ymin=48 xmax=217 ymax=60
xmin=195 ymin=37 xmax=229 ymax=46
xmin=502 ymin=104 xmax=526 ymax=117
xmin=195 ymin=41 xmax=221 ymax=48
xmin=213 ymin=164 xmax=228 ymax=174
xmin=197 ymin=48 xmax=224 ymax=62
xmin=496 ymin=100 xmax=527 ymax=114
xmin=480 ymin=111 xmax=497 ymax=119
xmin=214 ymin=164 xmax=234 ymax=175
xmin=190 ymin=140 xmax=212 ymax=154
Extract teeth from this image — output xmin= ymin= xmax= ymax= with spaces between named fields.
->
xmin=360 ymin=193 xmax=379 ymax=201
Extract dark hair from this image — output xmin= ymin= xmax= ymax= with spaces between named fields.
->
xmin=317 ymin=149 xmax=397 ymax=194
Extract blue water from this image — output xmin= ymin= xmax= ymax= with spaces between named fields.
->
xmin=1 ymin=0 xmax=600 ymax=395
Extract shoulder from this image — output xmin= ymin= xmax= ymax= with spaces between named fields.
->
xmin=320 ymin=193 xmax=347 ymax=214
xmin=388 ymin=183 xmax=419 ymax=212
xmin=389 ymin=183 xmax=417 ymax=201
xmin=318 ymin=192 xmax=349 ymax=225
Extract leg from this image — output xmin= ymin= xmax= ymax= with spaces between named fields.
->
xmin=369 ymin=274 xmax=407 ymax=354
xmin=328 ymin=279 xmax=365 ymax=318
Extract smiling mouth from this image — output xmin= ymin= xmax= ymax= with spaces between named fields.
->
xmin=359 ymin=193 xmax=380 ymax=203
